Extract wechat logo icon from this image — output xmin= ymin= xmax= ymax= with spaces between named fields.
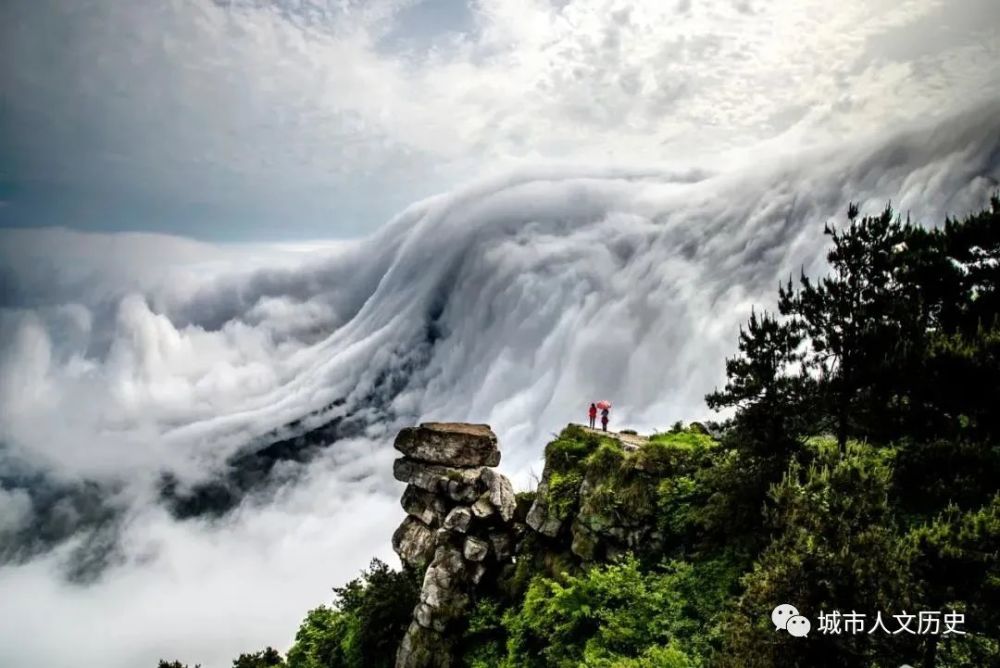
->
xmin=772 ymin=603 xmax=810 ymax=637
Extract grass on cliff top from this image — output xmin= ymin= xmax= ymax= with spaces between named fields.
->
xmin=546 ymin=424 xmax=717 ymax=468
xmin=544 ymin=423 xmax=717 ymax=478
xmin=542 ymin=425 xmax=718 ymax=523
xmin=648 ymin=429 xmax=717 ymax=451
xmin=544 ymin=424 xmax=613 ymax=471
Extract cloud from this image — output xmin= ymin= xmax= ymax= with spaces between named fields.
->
xmin=0 ymin=102 xmax=997 ymax=666
xmin=0 ymin=486 xmax=32 ymax=534
xmin=0 ymin=1 xmax=997 ymax=663
xmin=0 ymin=445 xmax=402 ymax=668
xmin=1 ymin=0 xmax=997 ymax=237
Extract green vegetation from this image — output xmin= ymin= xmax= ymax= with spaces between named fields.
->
xmin=547 ymin=468 xmax=586 ymax=521
xmin=537 ymin=424 xmax=717 ymax=538
xmin=170 ymin=197 xmax=1000 ymax=667
xmin=494 ymin=197 xmax=1000 ymax=667
xmin=647 ymin=430 xmax=716 ymax=451
xmin=498 ymin=554 xmax=742 ymax=668
xmin=233 ymin=648 xmax=286 ymax=668
xmin=262 ymin=559 xmax=417 ymax=668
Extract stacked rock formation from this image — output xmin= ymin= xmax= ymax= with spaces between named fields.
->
xmin=391 ymin=423 xmax=516 ymax=668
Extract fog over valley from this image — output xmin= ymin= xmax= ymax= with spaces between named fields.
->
xmin=1 ymin=0 xmax=999 ymax=665
xmin=2 ymin=104 xmax=999 ymax=667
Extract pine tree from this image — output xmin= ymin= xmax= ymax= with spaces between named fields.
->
xmin=778 ymin=204 xmax=916 ymax=451
xmin=706 ymin=308 xmax=812 ymax=458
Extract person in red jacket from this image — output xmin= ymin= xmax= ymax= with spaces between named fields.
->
xmin=588 ymin=403 xmax=597 ymax=428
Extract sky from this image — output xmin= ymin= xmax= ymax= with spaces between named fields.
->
xmin=1 ymin=109 xmax=996 ymax=666
xmin=1 ymin=2 xmax=999 ymax=667
xmin=1 ymin=0 xmax=998 ymax=240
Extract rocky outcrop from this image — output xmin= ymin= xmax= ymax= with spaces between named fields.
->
xmin=385 ymin=423 xmax=718 ymax=665
xmin=528 ymin=467 xmax=666 ymax=564
xmin=525 ymin=477 xmax=563 ymax=537
xmin=394 ymin=422 xmax=501 ymax=467
xmin=392 ymin=516 xmax=437 ymax=571
xmin=391 ymin=423 xmax=517 ymax=668
xmin=393 ymin=459 xmax=486 ymax=504
xmin=522 ymin=427 xmax=690 ymax=566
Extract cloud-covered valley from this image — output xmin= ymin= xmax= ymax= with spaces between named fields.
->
xmin=1 ymin=102 xmax=999 ymax=667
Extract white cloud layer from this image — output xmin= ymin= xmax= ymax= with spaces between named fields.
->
xmin=2 ymin=1 xmax=999 ymax=664
xmin=1 ymin=0 xmax=998 ymax=236
xmin=0 ymin=102 xmax=998 ymax=667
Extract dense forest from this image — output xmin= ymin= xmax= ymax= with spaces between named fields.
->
xmin=163 ymin=196 xmax=1000 ymax=667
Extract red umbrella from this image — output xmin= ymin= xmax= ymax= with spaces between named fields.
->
xmin=596 ymin=400 xmax=612 ymax=410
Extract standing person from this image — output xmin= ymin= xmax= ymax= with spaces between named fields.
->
xmin=601 ymin=407 xmax=609 ymax=432
xmin=588 ymin=403 xmax=597 ymax=429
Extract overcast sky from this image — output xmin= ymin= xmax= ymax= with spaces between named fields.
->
xmin=1 ymin=3 xmax=999 ymax=666
xmin=1 ymin=0 xmax=997 ymax=240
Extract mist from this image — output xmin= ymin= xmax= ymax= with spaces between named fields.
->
xmin=1 ymin=103 xmax=999 ymax=667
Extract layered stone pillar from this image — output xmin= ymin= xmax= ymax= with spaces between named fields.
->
xmin=391 ymin=423 xmax=516 ymax=668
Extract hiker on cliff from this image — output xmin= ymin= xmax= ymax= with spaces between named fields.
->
xmin=588 ymin=403 xmax=597 ymax=428
xmin=601 ymin=407 xmax=609 ymax=432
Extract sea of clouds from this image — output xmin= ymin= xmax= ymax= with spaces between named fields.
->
xmin=1 ymin=103 xmax=999 ymax=667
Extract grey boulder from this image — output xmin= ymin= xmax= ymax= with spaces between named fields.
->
xmin=395 ymin=423 xmax=500 ymax=467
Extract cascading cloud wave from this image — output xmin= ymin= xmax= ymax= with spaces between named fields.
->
xmin=0 ymin=102 xmax=998 ymax=668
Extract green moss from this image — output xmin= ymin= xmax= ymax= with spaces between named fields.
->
xmin=501 ymin=533 xmax=541 ymax=599
xmin=545 ymin=426 xmax=602 ymax=472
xmin=534 ymin=424 xmax=721 ymax=555
xmin=514 ymin=490 xmax=537 ymax=524
xmin=615 ymin=478 xmax=659 ymax=516
xmin=584 ymin=481 xmax=620 ymax=516
xmin=539 ymin=427 xmax=618 ymax=522
xmin=632 ymin=430 xmax=716 ymax=477
xmin=515 ymin=490 xmax=537 ymax=506
xmin=647 ymin=429 xmax=716 ymax=451
xmin=586 ymin=440 xmax=626 ymax=477
xmin=547 ymin=469 xmax=584 ymax=521
xmin=534 ymin=427 xmax=716 ymax=529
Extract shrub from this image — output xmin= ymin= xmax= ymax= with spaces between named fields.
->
xmin=232 ymin=648 xmax=285 ymax=668
xmin=459 ymin=598 xmax=507 ymax=668
xmin=718 ymin=442 xmax=918 ymax=667
xmin=501 ymin=555 xmax=738 ymax=667
xmin=656 ymin=475 xmax=700 ymax=539
xmin=586 ymin=440 xmax=626 ymax=477
xmin=286 ymin=559 xmax=419 ymax=668
xmin=546 ymin=428 xmax=602 ymax=471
